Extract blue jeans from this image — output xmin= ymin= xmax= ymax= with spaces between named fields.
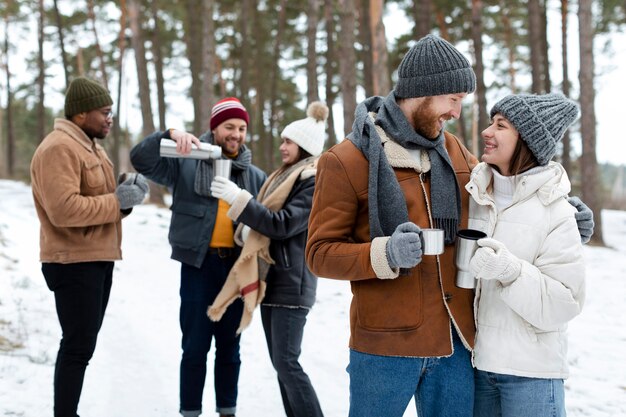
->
xmin=474 ymin=369 xmax=566 ymax=417
xmin=179 ymin=252 xmax=243 ymax=415
xmin=347 ymin=328 xmax=473 ymax=417
xmin=261 ymin=305 xmax=324 ymax=417
xmin=42 ymin=261 xmax=113 ymax=417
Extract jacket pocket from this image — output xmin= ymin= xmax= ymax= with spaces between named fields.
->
xmin=169 ymin=202 xmax=208 ymax=249
xmin=82 ymin=159 xmax=106 ymax=189
xmin=354 ymin=271 xmax=423 ymax=331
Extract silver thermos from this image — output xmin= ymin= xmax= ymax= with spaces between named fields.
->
xmin=159 ymin=138 xmax=222 ymax=160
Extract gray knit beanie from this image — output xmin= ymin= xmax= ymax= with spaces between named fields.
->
xmin=490 ymin=93 xmax=580 ymax=166
xmin=65 ymin=77 xmax=113 ymax=117
xmin=394 ymin=34 xmax=476 ymax=98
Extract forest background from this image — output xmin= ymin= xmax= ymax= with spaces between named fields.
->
xmin=1 ymin=0 xmax=626 ymax=246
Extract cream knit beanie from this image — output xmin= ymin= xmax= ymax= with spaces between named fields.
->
xmin=281 ymin=102 xmax=329 ymax=156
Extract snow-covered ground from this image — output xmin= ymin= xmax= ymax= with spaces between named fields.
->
xmin=1 ymin=178 xmax=624 ymax=416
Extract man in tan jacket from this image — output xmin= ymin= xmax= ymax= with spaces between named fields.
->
xmin=30 ymin=77 xmax=148 ymax=417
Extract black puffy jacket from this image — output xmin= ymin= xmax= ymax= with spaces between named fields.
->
xmin=236 ymin=176 xmax=317 ymax=308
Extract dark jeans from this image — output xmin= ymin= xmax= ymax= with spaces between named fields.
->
xmin=261 ymin=305 xmax=324 ymax=417
xmin=42 ymin=261 xmax=114 ymax=417
xmin=179 ymin=252 xmax=243 ymax=415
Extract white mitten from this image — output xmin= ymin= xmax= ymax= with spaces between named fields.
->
xmin=210 ymin=176 xmax=242 ymax=204
xmin=469 ymin=238 xmax=521 ymax=283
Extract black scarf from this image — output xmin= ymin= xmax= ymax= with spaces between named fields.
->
xmin=347 ymin=92 xmax=461 ymax=244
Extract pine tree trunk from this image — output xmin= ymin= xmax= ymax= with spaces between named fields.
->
xmin=413 ymin=0 xmax=432 ymax=39
xmin=324 ymin=0 xmax=338 ymax=146
xmin=359 ymin=0 xmax=373 ymax=97
xmin=307 ymin=0 xmax=320 ymax=103
xmin=578 ymin=0 xmax=604 ymax=245
xmin=529 ymin=0 xmax=544 ymax=93
xmin=128 ymin=0 xmax=155 ymax=137
xmin=370 ymin=0 xmax=390 ymax=96
xmin=500 ymin=0 xmax=517 ymax=92
xmin=184 ymin=0 xmax=203 ymax=134
xmin=470 ymin=0 xmax=487 ymax=153
xmin=338 ymin=0 xmax=357 ymax=137
xmin=3 ymin=8 xmax=15 ymax=177
xmin=561 ymin=0 xmax=572 ymax=172
xmin=52 ymin=0 xmax=69 ymax=89
xmin=37 ymin=0 xmax=45 ymax=144
xmin=151 ymin=0 xmax=167 ymax=131
xmin=199 ymin=0 xmax=215 ymax=132
xmin=87 ymin=0 xmax=108 ymax=88
xmin=112 ymin=0 xmax=127 ymax=174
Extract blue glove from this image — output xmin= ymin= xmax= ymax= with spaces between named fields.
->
xmin=386 ymin=222 xmax=423 ymax=269
xmin=567 ymin=196 xmax=594 ymax=244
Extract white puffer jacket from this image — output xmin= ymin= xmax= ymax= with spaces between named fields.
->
xmin=466 ymin=162 xmax=585 ymax=379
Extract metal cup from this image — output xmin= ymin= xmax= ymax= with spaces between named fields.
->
xmin=421 ymin=228 xmax=445 ymax=255
xmin=213 ymin=158 xmax=232 ymax=179
xmin=455 ymin=229 xmax=487 ymax=289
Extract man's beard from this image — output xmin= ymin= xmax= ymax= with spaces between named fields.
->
xmin=410 ymin=98 xmax=445 ymax=139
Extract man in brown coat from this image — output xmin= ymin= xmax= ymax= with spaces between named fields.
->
xmin=306 ymin=35 xmax=478 ymax=417
xmin=30 ymin=76 xmax=148 ymax=417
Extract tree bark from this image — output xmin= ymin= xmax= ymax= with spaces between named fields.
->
xmin=324 ymin=0 xmax=338 ymax=146
xmin=128 ymin=0 xmax=155 ymax=137
xmin=52 ymin=0 xmax=69 ymax=89
xmin=184 ymin=0 xmax=203 ymax=134
xmin=112 ymin=0 xmax=127 ymax=174
xmin=370 ymin=0 xmax=390 ymax=96
xmin=268 ymin=0 xmax=288 ymax=168
xmin=3 ymin=6 xmax=15 ymax=177
xmin=413 ymin=0 xmax=433 ymax=39
xmin=151 ymin=0 xmax=167 ymax=131
xmin=500 ymin=0 xmax=517 ymax=92
xmin=541 ymin=1 xmax=552 ymax=92
xmin=561 ymin=0 xmax=572 ymax=172
xmin=307 ymin=0 xmax=320 ymax=103
xmin=37 ymin=0 xmax=45 ymax=144
xmin=528 ymin=0 xmax=544 ymax=93
xmin=470 ymin=0 xmax=487 ymax=154
xmin=359 ymin=0 xmax=373 ymax=96
xmin=338 ymin=0 xmax=357 ymax=137
xmin=199 ymin=0 xmax=215 ymax=132
xmin=578 ymin=0 xmax=604 ymax=245
xmin=87 ymin=0 xmax=108 ymax=88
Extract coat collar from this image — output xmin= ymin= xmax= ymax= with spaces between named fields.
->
xmin=53 ymin=118 xmax=102 ymax=153
xmin=369 ymin=111 xmax=431 ymax=173
xmin=467 ymin=161 xmax=571 ymax=206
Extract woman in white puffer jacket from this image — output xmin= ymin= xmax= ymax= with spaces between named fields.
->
xmin=466 ymin=93 xmax=586 ymax=417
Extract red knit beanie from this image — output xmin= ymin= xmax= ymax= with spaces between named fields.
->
xmin=210 ymin=97 xmax=250 ymax=130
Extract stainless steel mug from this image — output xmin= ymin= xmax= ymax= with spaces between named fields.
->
xmin=159 ymin=138 xmax=222 ymax=160
xmin=213 ymin=158 xmax=232 ymax=179
xmin=455 ymin=229 xmax=487 ymax=289
xmin=421 ymin=228 xmax=445 ymax=255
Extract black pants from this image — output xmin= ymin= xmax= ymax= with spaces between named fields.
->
xmin=42 ymin=262 xmax=113 ymax=417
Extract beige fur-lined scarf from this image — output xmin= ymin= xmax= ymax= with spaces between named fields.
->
xmin=207 ymin=157 xmax=317 ymax=334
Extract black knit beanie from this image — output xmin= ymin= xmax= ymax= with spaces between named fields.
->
xmin=394 ymin=34 xmax=476 ymax=98
xmin=64 ymin=77 xmax=113 ymax=117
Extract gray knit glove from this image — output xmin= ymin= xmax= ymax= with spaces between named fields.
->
xmin=386 ymin=222 xmax=423 ymax=269
xmin=568 ymin=196 xmax=594 ymax=244
xmin=115 ymin=173 xmax=149 ymax=210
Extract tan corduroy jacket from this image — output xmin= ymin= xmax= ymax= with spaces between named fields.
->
xmin=306 ymin=130 xmax=478 ymax=357
xmin=30 ymin=118 xmax=123 ymax=263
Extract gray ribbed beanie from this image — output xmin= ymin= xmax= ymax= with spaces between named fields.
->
xmin=394 ymin=34 xmax=476 ymax=98
xmin=490 ymin=93 xmax=580 ymax=165
xmin=64 ymin=77 xmax=113 ymax=117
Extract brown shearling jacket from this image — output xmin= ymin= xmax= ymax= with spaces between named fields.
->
xmin=305 ymin=131 xmax=478 ymax=357
xmin=31 ymin=118 xmax=123 ymax=263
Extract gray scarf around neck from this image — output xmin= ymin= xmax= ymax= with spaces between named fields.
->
xmin=194 ymin=131 xmax=252 ymax=196
xmin=347 ymin=92 xmax=461 ymax=244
